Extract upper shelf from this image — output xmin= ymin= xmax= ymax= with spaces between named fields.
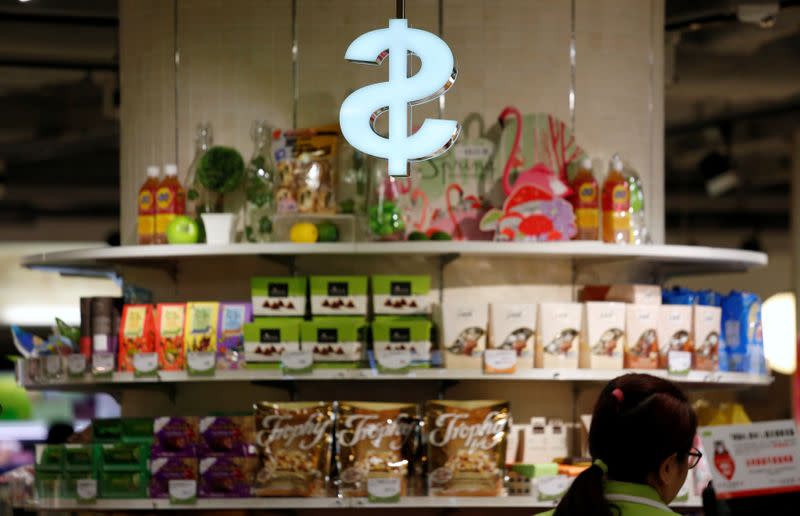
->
xmin=21 ymin=241 xmax=768 ymax=275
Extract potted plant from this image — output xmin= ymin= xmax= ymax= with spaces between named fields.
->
xmin=195 ymin=145 xmax=245 ymax=244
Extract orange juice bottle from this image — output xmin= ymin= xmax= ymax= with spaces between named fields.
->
xmin=154 ymin=164 xmax=186 ymax=244
xmin=570 ymin=157 xmax=599 ymax=240
xmin=602 ymin=155 xmax=630 ymax=244
xmin=137 ymin=166 xmax=160 ymax=245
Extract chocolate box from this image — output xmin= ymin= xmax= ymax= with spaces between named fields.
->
xmin=149 ymin=457 xmax=197 ymax=498
xmin=488 ymin=303 xmax=536 ymax=370
xmin=441 ymin=303 xmax=487 ymax=369
xmin=372 ymin=275 xmax=431 ymax=315
xmin=372 ymin=316 xmax=433 ymax=366
xmin=581 ymin=302 xmax=625 ymax=369
xmin=694 ymin=305 xmax=721 ymax=371
xmin=310 ymin=276 xmax=368 ymax=315
xmin=300 ymin=317 xmax=366 ymax=366
xmin=659 ymin=305 xmax=693 ymax=369
xmin=625 ymin=304 xmax=659 ymax=369
xmin=198 ymin=415 xmax=256 ymax=456
xmin=251 ymin=277 xmax=307 ymax=316
xmin=243 ymin=317 xmax=301 ymax=366
xmin=153 ymin=417 xmax=199 ymax=457
xmin=199 ymin=456 xmax=256 ymax=498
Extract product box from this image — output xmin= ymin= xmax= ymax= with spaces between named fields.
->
xmin=372 ymin=316 xmax=433 ymax=367
xmin=300 ymin=317 xmax=366 ymax=366
xmin=721 ymin=291 xmax=765 ymax=374
xmin=121 ymin=418 xmax=155 ymax=444
xmin=153 ymin=417 xmax=199 ymax=457
xmin=251 ymin=277 xmax=306 ymax=316
xmin=310 ymin=276 xmax=368 ymax=315
xmin=35 ymin=444 xmax=64 ymax=472
xmin=184 ymin=302 xmax=219 ymax=354
xmin=372 ymin=275 xmax=431 ymax=315
xmin=91 ymin=297 xmax=123 ymax=355
xmin=62 ymin=470 xmax=95 ymax=499
xmin=63 ymin=444 xmax=96 ymax=471
xmin=441 ymin=303 xmax=487 ymax=369
xmin=117 ymin=304 xmax=156 ymax=372
xmin=198 ymin=415 xmax=256 ymax=456
xmin=625 ymin=305 xmax=660 ymax=369
xmin=659 ymin=305 xmax=693 ymax=369
xmin=98 ymin=443 xmax=150 ymax=470
xmin=92 ymin=419 xmax=122 ymax=443
xmin=694 ymin=305 xmax=721 ymax=371
xmin=99 ymin=469 xmax=149 ymax=499
xmin=199 ymin=456 xmax=257 ymax=498
xmin=522 ymin=417 xmax=547 ymax=464
xmin=537 ymin=303 xmax=582 ymax=369
xmin=35 ymin=470 xmax=61 ymax=500
xmin=489 ymin=303 xmax=536 ymax=370
xmin=156 ymin=303 xmax=186 ymax=371
xmin=582 ymin=302 xmax=625 ymax=369
xmin=149 ymin=457 xmax=197 ymax=498
xmin=581 ymin=284 xmax=661 ymax=305
xmin=243 ymin=317 xmax=301 ymax=366
xmin=217 ymin=302 xmax=252 ymax=369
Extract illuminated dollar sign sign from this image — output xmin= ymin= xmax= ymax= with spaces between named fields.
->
xmin=339 ymin=19 xmax=460 ymax=177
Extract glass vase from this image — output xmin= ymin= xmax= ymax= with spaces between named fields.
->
xmin=243 ymin=121 xmax=277 ymax=242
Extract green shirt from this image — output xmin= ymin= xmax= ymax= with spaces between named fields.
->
xmin=539 ymin=480 xmax=679 ymax=516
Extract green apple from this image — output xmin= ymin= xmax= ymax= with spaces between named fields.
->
xmin=166 ymin=216 xmax=200 ymax=244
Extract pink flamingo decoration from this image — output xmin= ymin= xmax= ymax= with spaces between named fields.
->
xmin=426 ymin=183 xmax=492 ymax=240
xmin=411 ymin=188 xmax=429 ymax=231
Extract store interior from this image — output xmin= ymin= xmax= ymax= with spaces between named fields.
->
xmin=0 ymin=0 xmax=799 ymax=514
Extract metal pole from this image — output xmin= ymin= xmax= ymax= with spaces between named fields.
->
xmin=396 ymin=0 xmax=405 ymax=18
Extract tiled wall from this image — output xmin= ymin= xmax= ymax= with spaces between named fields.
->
xmin=119 ymin=0 xmax=664 ymax=244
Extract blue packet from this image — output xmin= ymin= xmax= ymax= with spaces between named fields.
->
xmin=721 ymin=291 xmax=765 ymax=374
xmin=663 ymin=287 xmax=697 ymax=305
xmin=697 ymin=290 xmax=722 ymax=307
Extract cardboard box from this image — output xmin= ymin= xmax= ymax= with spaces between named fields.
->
xmin=659 ymin=305 xmax=693 ymax=368
xmin=310 ymin=276 xmax=368 ymax=316
xmin=581 ymin=284 xmax=662 ymax=305
xmin=117 ymin=304 xmax=155 ymax=372
xmin=537 ymin=303 xmax=582 ymax=369
xmin=217 ymin=302 xmax=252 ymax=369
xmin=152 ymin=417 xmax=199 ymax=458
xmin=582 ymin=302 xmax=625 ymax=369
xmin=489 ymin=303 xmax=536 ymax=370
xmin=98 ymin=443 xmax=150 ymax=470
xmin=149 ymin=457 xmax=197 ymax=499
xmin=441 ymin=303 xmax=487 ymax=369
xmin=625 ymin=305 xmax=660 ymax=369
xmin=198 ymin=415 xmax=256 ymax=456
xmin=251 ymin=277 xmax=307 ymax=316
xmin=372 ymin=316 xmax=432 ymax=366
xmin=243 ymin=318 xmax=301 ymax=366
xmin=300 ymin=317 xmax=366 ymax=366
xmin=156 ymin=303 xmax=186 ymax=371
xmin=694 ymin=305 xmax=721 ymax=371
xmin=199 ymin=456 xmax=257 ymax=498
xmin=372 ymin=275 xmax=431 ymax=315
xmin=522 ymin=417 xmax=547 ymax=464
xmin=99 ymin=470 xmax=149 ymax=499
xmin=184 ymin=302 xmax=219 ymax=354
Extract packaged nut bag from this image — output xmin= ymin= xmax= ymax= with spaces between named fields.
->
xmin=424 ymin=400 xmax=509 ymax=496
xmin=336 ymin=402 xmax=418 ymax=497
xmin=253 ymin=402 xmax=333 ymax=497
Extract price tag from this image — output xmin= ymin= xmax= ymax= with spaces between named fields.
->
xmin=376 ymin=350 xmax=411 ymax=373
xmin=536 ymin=475 xmax=571 ymax=501
xmin=367 ymin=476 xmax=401 ymax=503
xmin=168 ymin=479 xmax=197 ymax=504
xmin=76 ymin=479 xmax=97 ymax=503
xmin=133 ymin=352 xmax=159 ymax=377
xmin=668 ymin=350 xmax=692 ymax=376
xmin=484 ymin=349 xmax=518 ymax=374
xmin=67 ymin=355 xmax=88 ymax=377
xmin=281 ymin=350 xmax=313 ymax=375
xmin=187 ymin=352 xmax=215 ymax=376
xmin=92 ymin=352 xmax=115 ymax=377
xmin=44 ymin=355 xmax=62 ymax=377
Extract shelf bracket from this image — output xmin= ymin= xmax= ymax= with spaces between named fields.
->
xmin=437 ymin=379 xmax=459 ymax=399
xmin=260 ymin=254 xmax=297 ymax=275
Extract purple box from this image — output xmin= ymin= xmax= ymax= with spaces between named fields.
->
xmin=198 ymin=416 xmax=256 ymax=457
xmin=150 ymin=457 xmax=197 ymax=498
xmin=199 ymin=456 xmax=256 ymax=498
xmin=152 ymin=417 xmax=199 ymax=457
xmin=217 ymin=303 xmax=252 ymax=369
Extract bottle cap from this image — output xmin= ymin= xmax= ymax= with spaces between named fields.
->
xmin=610 ymin=154 xmax=623 ymax=172
xmin=146 ymin=165 xmax=160 ymax=178
xmin=580 ymin=157 xmax=592 ymax=170
xmin=164 ymin=164 xmax=178 ymax=176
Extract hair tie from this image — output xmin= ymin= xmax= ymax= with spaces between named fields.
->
xmin=611 ymin=388 xmax=624 ymax=403
xmin=593 ymin=458 xmax=608 ymax=475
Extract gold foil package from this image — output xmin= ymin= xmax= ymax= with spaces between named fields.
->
xmin=253 ymin=402 xmax=334 ymax=497
xmin=424 ymin=400 xmax=509 ymax=496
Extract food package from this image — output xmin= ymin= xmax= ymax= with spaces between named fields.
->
xmin=310 ymin=276 xmax=368 ymax=315
xmin=273 ymin=126 xmax=339 ymax=214
xmin=251 ymin=277 xmax=307 ymax=317
xmin=98 ymin=443 xmax=150 ymax=469
xmin=372 ymin=317 xmax=432 ymax=367
xmin=505 ymin=424 xmax=524 ymax=465
xmin=149 ymin=457 xmax=197 ymax=498
xmin=217 ymin=302 xmax=252 ymax=369
xmin=721 ymin=291 xmax=765 ymax=374
xmin=243 ymin=318 xmax=301 ymax=366
xmin=537 ymin=303 xmax=582 ymax=369
xmin=199 ymin=456 xmax=257 ymax=498
xmin=441 ymin=303 xmax=487 ymax=369
xmin=92 ymin=418 xmax=122 ymax=443
xmin=372 ymin=275 xmax=432 ymax=315
xmin=121 ymin=418 xmax=155 ymax=444
xmin=424 ymin=400 xmax=509 ymax=496
xmin=253 ymin=401 xmax=334 ymax=497
xmin=694 ymin=305 xmax=721 ymax=371
xmin=625 ymin=305 xmax=659 ymax=369
xmin=658 ymin=305 xmax=693 ymax=369
xmin=581 ymin=284 xmax=661 ymax=305
xmin=199 ymin=415 xmax=256 ymax=457
xmin=488 ymin=303 xmax=536 ymax=369
xmin=91 ymin=297 xmax=123 ymax=355
xmin=184 ymin=302 xmax=219 ymax=354
xmin=300 ymin=317 xmax=366 ymax=366
xmin=335 ymin=402 xmax=418 ymax=497
xmin=152 ymin=417 xmax=199 ymax=457
xmin=117 ymin=304 xmax=155 ymax=372
xmin=522 ymin=417 xmax=547 ymax=464
xmin=99 ymin=469 xmax=149 ymax=499
xmin=581 ymin=302 xmax=625 ymax=369
xmin=155 ymin=303 xmax=186 ymax=371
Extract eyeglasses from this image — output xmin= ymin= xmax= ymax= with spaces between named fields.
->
xmin=687 ymin=447 xmax=703 ymax=469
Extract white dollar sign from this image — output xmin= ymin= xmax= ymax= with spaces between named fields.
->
xmin=340 ymin=19 xmax=460 ymax=177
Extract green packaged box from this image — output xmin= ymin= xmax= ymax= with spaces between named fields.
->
xmin=300 ymin=317 xmax=366 ymax=366
xmin=372 ymin=275 xmax=431 ymax=315
xmin=99 ymin=469 xmax=149 ymax=499
xmin=310 ymin=276 xmax=367 ymax=315
xmin=244 ymin=317 xmax=302 ymax=367
xmin=62 ymin=470 xmax=95 ymax=499
xmin=92 ymin=418 xmax=122 ymax=443
xmin=251 ymin=277 xmax=306 ymax=316
xmin=35 ymin=470 xmax=61 ymax=500
xmin=64 ymin=444 xmax=96 ymax=471
xmin=372 ymin=317 xmax=433 ymax=366
xmin=98 ymin=443 xmax=149 ymax=470
xmin=35 ymin=444 xmax=64 ymax=472
xmin=121 ymin=417 xmax=154 ymax=444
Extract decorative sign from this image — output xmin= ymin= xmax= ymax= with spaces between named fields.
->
xmin=281 ymin=350 xmax=314 ymax=375
xmin=699 ymin=420 xmax=800 ymax=499
xmin=367 ymin=476 xmax=402 ymax=502
xmin=340 ymin=18 xmax=460 ymax=177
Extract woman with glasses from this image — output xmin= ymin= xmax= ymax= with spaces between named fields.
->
xmin=543 ymin=373 xmax=701 ymax=516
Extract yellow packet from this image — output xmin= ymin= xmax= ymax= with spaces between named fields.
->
xmin=184 ymin=302 xmax=219 ymax=353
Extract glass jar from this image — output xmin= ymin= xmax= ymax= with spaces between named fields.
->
xmin=367 ymin=165 xmax=409 ymax=241
xmin=244 ymin=121 xmax=277 ymax=242
xmin=185 ymin=123 xmax=213 ymax=217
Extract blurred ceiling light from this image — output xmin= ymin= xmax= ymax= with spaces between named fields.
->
xmin=762 ymin=292 xmax=797 ymax=375
xmin=737 ymin=3 xmax=779 ymax=28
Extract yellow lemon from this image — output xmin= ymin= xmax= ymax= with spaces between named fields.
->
xmin=289 ymin=222 xmax=318 ymax=243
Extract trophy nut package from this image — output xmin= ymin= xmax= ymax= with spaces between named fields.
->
xmin=424 ymin=400 xmax=509 ymax=496
xmin=335 ymin=402 xmax=419 ymax=497
xmin=118 ymin=304 xmax=156 ymax=372
xmin=253 ymin=401 xmax=333 ymax=497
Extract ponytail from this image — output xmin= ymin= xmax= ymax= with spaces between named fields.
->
xmin=553 ymin=462 xmax=614 ymax=516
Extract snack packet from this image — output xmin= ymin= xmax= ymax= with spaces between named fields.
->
xmin=118 ymin=304 xmax=155 ymax=372
xmin=155 ymin=303 xmax=185 ymax=371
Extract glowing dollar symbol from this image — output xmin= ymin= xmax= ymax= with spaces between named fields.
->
xmin=340 ymin=19 xmax=460 ymax=177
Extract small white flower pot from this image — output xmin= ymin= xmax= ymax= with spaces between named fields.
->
xmin=201 ymin=213 xmax=235 ymax=245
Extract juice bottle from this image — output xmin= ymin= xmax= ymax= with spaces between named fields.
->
xmin=137 ymin=165 xmax=160 ymax=245
xmin=154 ymin=164 xmax=186 ymax=244
xmin=602 ymin=154 xmax=630 ymax=244
xmin=570 ymin=157 xmax=599 ymax=240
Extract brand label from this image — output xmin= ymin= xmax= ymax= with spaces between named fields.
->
xmin=123 ymin=307 xmax=146 ymax=338
xmin=156 ymin=187 xmax=174 ymax=210
xmin=578 ymin=182 xmax=597 ymax=203
xmin=260 ymin=329 xmax=281 ymax=343
xmin=389 ymin=328 xmax=411 ymax=342
xmin=221 ymin=305 xmax=245 ymax=338
xmin=612 ymin=184 xmax=630 ymax=210
xmin=338 ymin=413 xmax=416 ymax=449
xmin=138 ymin=190 xmax=153 ymax=211
xmin=317 ymin=328 xmax=338 ymax=343
xmin=268 ymin=282 xmax=289 ymax=297
xmin=160 ymin=306 xmax=184 ymax=337
xmin=390 ymin=281 xmax=412 ymax=296
xmin=429 ymin=411 xmax=506 ymax=449
xmin=328 ymin=282 xmax=349 ymax=297
xmin=258 ymin=414 xmax=332 ymax=450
